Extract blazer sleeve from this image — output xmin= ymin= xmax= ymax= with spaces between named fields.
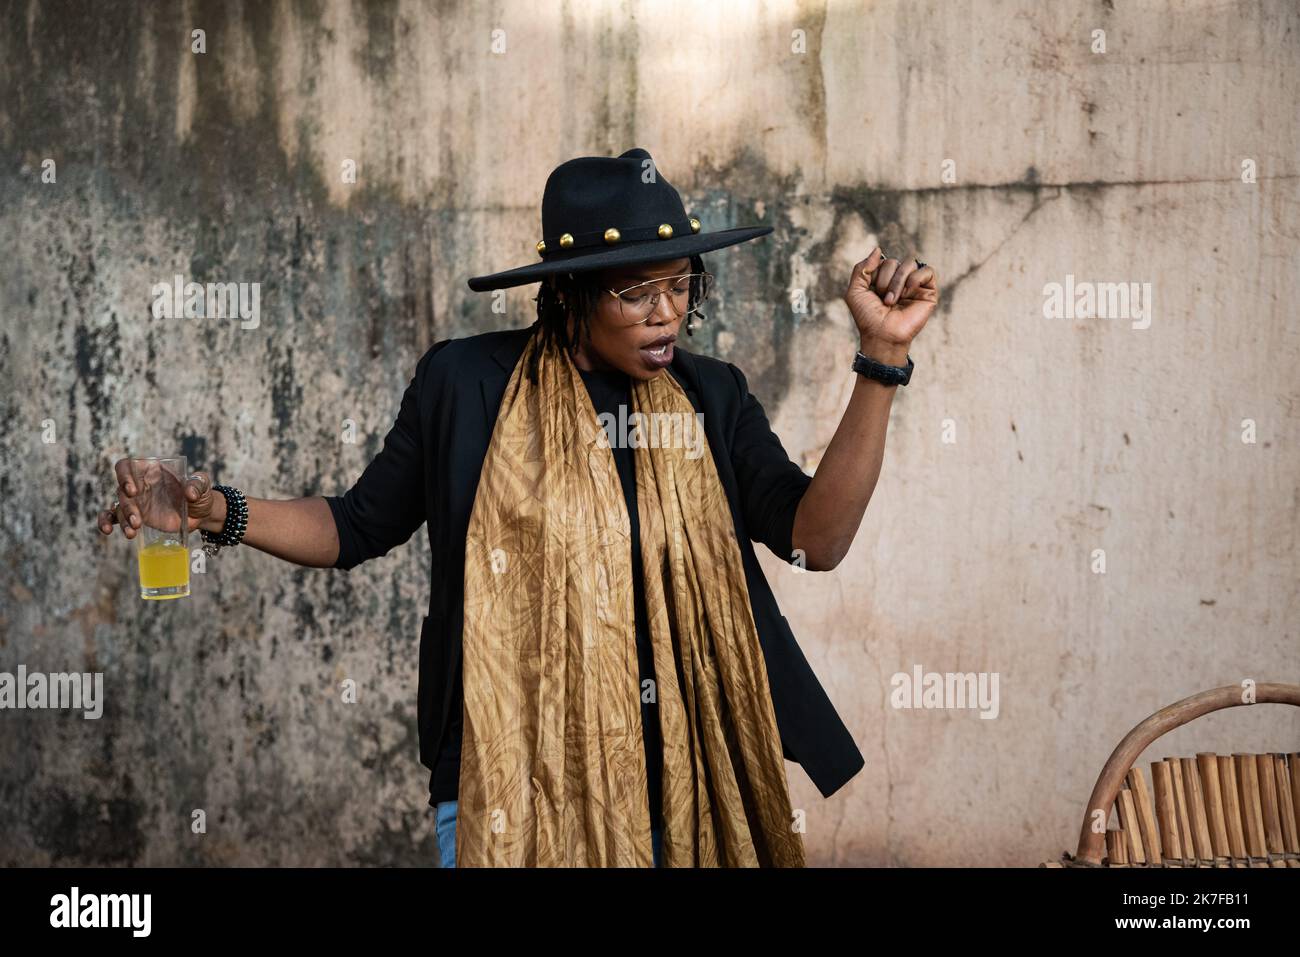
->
xmin=324 ymin=347 xmax=438 ymax=571
xmin=725 ymin=362 xmax=811 ymax=565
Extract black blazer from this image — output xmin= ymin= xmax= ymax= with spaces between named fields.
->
xmin=325 ymin=326 xmax=864 ymax=803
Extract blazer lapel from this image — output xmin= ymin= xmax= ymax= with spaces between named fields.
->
xmin=668 ymin=344 xmax=702 ymax=412
xmin=479 ymin=327 xmax=532 ymax=422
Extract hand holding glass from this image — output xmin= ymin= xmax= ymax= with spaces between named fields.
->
xmin=128 ymin=456 xmax=191 ymax=600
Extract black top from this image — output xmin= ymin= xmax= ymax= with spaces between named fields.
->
xmin=429 ymin=365 xmax=664 ymax=830
xmin=325 ymin=327 xmax=865 ymax=811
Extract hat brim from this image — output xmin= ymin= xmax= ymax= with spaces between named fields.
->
xmin=466 ymin=225 xmax=772 ymax=292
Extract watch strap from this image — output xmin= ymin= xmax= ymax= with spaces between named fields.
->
xmin=852 ymin=350 xmax=914 ymax=386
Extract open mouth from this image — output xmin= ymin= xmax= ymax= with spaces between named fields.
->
xmin=639 ymin=338 xmax=675 ymax=369
xmin=639 ymin=336 xmax=676 ymax=368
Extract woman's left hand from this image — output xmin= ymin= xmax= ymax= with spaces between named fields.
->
xmin=843 ymin=247 xmax=940 ymax=358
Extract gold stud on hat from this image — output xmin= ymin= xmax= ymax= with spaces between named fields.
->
xmin=689 ymin=217 xmax=701 ymax=233
xmin=657 ymin=224 xmax=673 ymax=239
xmin=559 ymin=233 xmax=574 ymax=249
xmin=603 ymin=227 xmax=621 ymax=244
xmin=536 ymin=239 xmax=547 ymax=254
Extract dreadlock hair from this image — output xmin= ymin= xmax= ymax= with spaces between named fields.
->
xmin=526 ymin=253 xmax=709 ymax=385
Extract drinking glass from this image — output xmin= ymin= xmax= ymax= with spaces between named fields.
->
xmin=129 ymin=456 xmax=190 ymax=600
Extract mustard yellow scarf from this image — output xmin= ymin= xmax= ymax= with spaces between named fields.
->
xmin=457 ymin=330 xmax=805 ymax=867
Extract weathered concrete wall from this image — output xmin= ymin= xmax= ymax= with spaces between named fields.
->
xmin=1 ymin=0 xmax=1296 ymax=866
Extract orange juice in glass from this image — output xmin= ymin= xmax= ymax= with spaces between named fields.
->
xmin=129 ymin=456 xmax=190 ymax=600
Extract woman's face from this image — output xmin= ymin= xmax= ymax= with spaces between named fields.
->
xmin=566 ymin=256 xmax=693 ymax=381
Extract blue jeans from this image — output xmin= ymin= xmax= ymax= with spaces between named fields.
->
xmin=435 ymin=800 xmax=663 ymax=867
xmin=435 ymin=800 xmax=458 ymax=868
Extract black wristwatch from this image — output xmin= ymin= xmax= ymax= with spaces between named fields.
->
xmin=852 ymin=350 xmax=914 ymax=386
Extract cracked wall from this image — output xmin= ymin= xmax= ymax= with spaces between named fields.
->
xmin=0 ymin=0 xmax=1297 ymax=866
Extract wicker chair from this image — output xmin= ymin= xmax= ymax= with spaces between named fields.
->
xmin=1044 ymin=683 xmax=1300 ymax=867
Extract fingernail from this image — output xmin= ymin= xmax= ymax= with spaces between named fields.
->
xmin=131 ymin=514 xmax=140 ymax=527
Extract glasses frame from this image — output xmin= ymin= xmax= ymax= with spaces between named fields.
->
xmin=602 ymin=271 xmax=715 ymax=326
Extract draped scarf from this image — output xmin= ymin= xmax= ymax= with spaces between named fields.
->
xmin=456 ymin=329 xmax=805 ymax=867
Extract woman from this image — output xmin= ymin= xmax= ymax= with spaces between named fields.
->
xmin=97 ymin=148 xmax=939 ymax=868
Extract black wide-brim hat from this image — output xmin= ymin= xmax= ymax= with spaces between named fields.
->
xmin=466 ymin=147 xmax=772 ymax=292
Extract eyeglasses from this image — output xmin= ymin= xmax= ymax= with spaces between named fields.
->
xmin=603 ymin=272 xmax=714 ymax=325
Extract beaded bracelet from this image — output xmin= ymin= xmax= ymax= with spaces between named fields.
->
xmin=200 ymin=485 xmax=249 ymax=557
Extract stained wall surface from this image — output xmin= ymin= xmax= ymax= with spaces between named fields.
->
xmin=1 ymin=0 xmax=1296 ymax=866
